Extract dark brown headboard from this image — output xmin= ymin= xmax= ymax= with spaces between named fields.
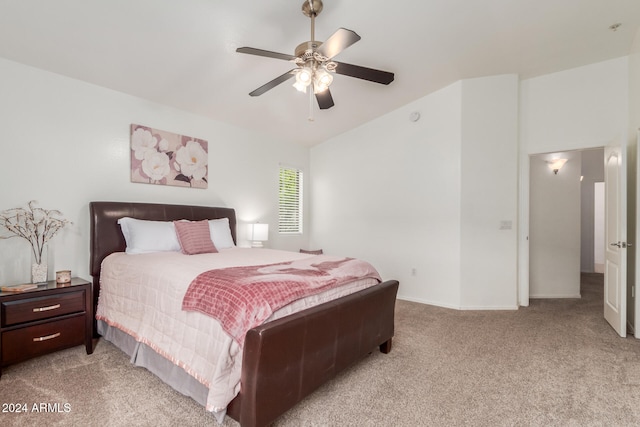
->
xmin=89 ymin=201 xmax=236 ymax=314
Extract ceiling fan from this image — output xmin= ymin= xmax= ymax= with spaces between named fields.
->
xmin=236 ymin=0 xmax=394 ymax=117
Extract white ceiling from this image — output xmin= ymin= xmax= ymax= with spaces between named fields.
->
xmin=0 ymin=0 xmax=639 ymax=146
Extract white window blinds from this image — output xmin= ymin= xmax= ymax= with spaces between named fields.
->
xmin=278 ymin=166 xmax=303 ymax=234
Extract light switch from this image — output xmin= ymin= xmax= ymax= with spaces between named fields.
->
xmin=499 ymin=220 xmax=512 ymax=230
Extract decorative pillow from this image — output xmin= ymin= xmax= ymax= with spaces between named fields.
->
xmin=208 ymin=218 xmax=235 ymax=249
xmin=117 ymin=217 xmax=181 ymax=254
xmin=174 ymin=220 xmax=218 ymax=255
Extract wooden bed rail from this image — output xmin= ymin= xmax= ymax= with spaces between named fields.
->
xmin=227 ymin=279 xmax=399 ymax=427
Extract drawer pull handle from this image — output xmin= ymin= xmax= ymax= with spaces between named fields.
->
xmin=33 ymin=304 xmax=61 ymax=313
xmin=33 ymin=332 xmax=61 ymax=342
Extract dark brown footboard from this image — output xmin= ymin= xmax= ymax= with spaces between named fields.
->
xmin=227 ymin=279 xmax=399 ymax=427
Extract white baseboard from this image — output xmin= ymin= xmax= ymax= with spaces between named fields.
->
xmin=396 ymin=295 xmax=518 ymax=310
xmin=396 ymin=295 xmax=460 ymax=310
xmin=529 ymin=294 xmax=582 ymax=299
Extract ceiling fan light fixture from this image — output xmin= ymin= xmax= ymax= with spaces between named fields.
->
xmin=313 ymin=68 xmax=333 ymax=93
xmin=293 ymin=81 xmax=307 ymax=93
xmin=237 ymin=0 xmax=394 ymax=116
xmin=547 ymin=158 xmax=568 ymax=174
xmin=293 ymin=77 xmax=310 ymax=92
xmin=293 ymin=67 xmax=313 ymax=92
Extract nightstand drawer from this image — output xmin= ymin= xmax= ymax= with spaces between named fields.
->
xmin=2 ymin=315 xmax=85 ymax=364
xmin=1 ymin=291 xmax=85 ymax=326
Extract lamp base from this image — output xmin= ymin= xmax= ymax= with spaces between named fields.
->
xmin=251 ymin=241 xmax=264 ymax=248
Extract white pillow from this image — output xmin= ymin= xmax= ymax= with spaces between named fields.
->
xmin=117 ymin=217 xmax=181 ymax=254
xmin=208 ymin=218 xmax=235 ymax=249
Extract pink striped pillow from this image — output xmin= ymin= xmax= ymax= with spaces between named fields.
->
xmin=173 ymin=220 xmax=218 ymax=255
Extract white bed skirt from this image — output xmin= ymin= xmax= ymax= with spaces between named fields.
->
xmin=97 ymin=320 xmax=210 ymax=408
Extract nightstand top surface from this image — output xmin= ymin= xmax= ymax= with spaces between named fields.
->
xmin=0 ymin=277 xmax=90 ymax=297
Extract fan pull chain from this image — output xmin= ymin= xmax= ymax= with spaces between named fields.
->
xmin=308 ymin=0 xmax=316 ymax=121
xmin=308 ymin=86 xmax=314 ymax=122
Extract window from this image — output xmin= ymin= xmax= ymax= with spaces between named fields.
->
xmin=278 ymin=166 xmax=303 ymax=234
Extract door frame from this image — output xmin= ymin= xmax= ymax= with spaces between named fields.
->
xmin=636 ymin=129 xmax=640 ymax=338
xmin=519 ymin=145 xmax=617 ymax=307
xmin=518 ymin=150 xmax=530 ymax=306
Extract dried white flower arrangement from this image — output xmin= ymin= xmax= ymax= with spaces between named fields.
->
xmin=0 ymin=200 xmax=72 ymax=264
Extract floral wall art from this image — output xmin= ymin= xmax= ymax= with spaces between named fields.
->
xmin=130 ymin=124 xmax=208 ymax=188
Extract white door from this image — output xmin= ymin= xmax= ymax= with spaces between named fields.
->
xmin=636 ymin=130 xmax=640 ymax=339
xmin=604 ymin=143 xmax=626 ymax=337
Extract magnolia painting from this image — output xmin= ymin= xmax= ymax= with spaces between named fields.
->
xmin=130 ymin=124 xmax=208 ymax=188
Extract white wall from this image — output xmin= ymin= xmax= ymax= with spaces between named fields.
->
xmin=459 ymin=75 xmax=519 ymax=309
xmin=520 ymin=57 xmax=629 ymax=154
xmin=314 ymin=55 xmax=631 ymax=308
xmin=2 ymin=50 xmax=634 ymax=312
xmin=519 ymin=56 xmax=630 ymax=305
xmin=529 ymin=152 xmax=582 ymax=298
xmin=310 ymin=82 xmax=463 ymax=308
xmin=311 ymin=74 xmax=519 ymax=309
xmin=0 ymin=57 xmax=310 ymax=285
xmin=313 ymin=56 xmax=629 ymax=309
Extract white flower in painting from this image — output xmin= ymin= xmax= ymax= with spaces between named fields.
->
xmin=175 ymin=141 xmax=208 ymax=180
xmin=131 ymin=128 xmax=158 ymax=160
xmin=141 ymin=150 xmax=170 ymax=181
xmin=158 ymin=138 xmax=169 ymax=151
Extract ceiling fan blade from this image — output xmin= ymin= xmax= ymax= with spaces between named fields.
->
xmin=249 ymin=70 xmax=296 ymax=97
xmin=315 ymin=89 xmax=335 ymax=110
xmin=333 ymin=61 xmax=394 ymax=85
xmin=236 ymin=47 xmax=296 ymax=62
xmin=316 ymin=28 xmax=361 ymax=59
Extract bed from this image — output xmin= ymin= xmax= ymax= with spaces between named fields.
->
xmin=89 ymin=201 xmax=399 ymax=427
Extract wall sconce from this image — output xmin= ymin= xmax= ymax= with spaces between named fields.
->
xmin=248 ymin=223 xmax=269 ymax=248
xmin=547 ymin=158 xmax=568 ymax=174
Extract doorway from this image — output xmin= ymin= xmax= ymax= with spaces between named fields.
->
xmin=528 ymin=148 xmax=606 ymax=297
xmin=526 ymin=146 xmax=631 ymax=337
xmin=529 ymin=150 xmax=587 ymax=299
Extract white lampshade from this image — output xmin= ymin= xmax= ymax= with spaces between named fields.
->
xmin=293 ymin=68 xmax=312 ymax=93
xmin=313 ymin=68 xmax=333 ymax=93
xmin=248 ymin=223 xmax=269 ymax=247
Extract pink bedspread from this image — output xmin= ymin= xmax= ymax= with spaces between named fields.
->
xmin=182 ymin=255 xmax=381 ymax=345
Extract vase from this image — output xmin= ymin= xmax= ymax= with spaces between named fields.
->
xmin=31 ymin=245 xmax=48 ymax=283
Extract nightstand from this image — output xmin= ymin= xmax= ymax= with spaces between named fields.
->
xmin=0 ymin=277 xmax=93 ymax=378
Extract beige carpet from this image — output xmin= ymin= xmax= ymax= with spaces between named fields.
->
xmin=3 ymin=273 xmax=640 ymax=426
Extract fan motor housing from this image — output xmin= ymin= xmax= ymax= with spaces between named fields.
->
xmin=295 ymin=41 xmax=322 ymax=57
